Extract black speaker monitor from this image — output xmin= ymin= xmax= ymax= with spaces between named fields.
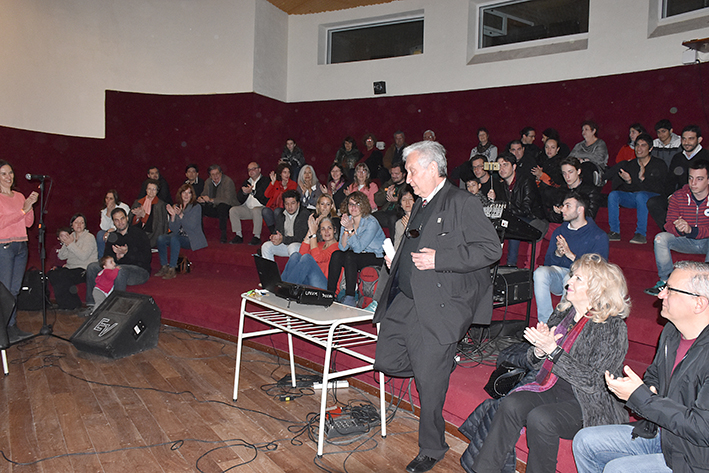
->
xmin=70 ymin=291 xmax=161 ymax=359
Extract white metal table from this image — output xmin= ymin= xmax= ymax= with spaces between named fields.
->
xmin=232 ymin=290 xmax=386 ymax=456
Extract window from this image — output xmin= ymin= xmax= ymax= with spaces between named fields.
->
xmin=479 ymin=0 xmax=589 ymax=49
xmin=327 ymin=18 xmax=424 ymax=64
xmin=663 ymin=0 xmax=709 ymax=18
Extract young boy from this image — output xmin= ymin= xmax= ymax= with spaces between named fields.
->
xmin=91 ymin=255 xmax=119 ymax=313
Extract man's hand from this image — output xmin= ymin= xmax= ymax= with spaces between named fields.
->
xmin=411 ymin=248 xmax=436 ymax=270
xmin=605 ymin=365 xmax=645 ymax=401
xmin=112 ymin=244 xmax=128 ymax=260
xmin=487 ymin=189 xmax=496 ymax=201
xmin=386 ymin=186 xmax=397 ymax=202
xmin=242 ymin=184 xmax=253 ymax=194
xmin=618 ymin=168 xmax=632 ymax=184
xmin=674 ymin=217 xmax=691 ymax=234
xmin=270 ymin=231 xmax=283 ymax=246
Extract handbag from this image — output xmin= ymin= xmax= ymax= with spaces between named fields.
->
xmin=176 ymin=256 xmax=192 ymax=274
xmin=483 ymin=361 xmax=528 ymax=399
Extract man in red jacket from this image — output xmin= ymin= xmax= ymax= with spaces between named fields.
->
xmin=646 ymin=160 xmax=709 ymax=295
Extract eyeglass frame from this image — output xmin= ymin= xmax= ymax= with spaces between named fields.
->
xmin=659 ymin=282 xmax=704 ymax=298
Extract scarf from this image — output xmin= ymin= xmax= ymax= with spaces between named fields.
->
xmin=516 ymin=308 xmax=589 ymax=393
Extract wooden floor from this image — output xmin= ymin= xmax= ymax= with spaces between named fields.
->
xmin=0 ymin=310 xmax=469 ymax=473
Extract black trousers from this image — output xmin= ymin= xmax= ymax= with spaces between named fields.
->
xmin=48 ymin=267 xmax=85 ymax=309
xmin=327 ymin=250 xmax=382 ymax=296
xmin=201 ymin=202 xmax=231 ymax=237
xmin=374 ymin=292 xmax=457 ymax=460
xmin=473 ymin=382 xmax=583 ymax=473
xmin=647 ymin=195 xmax=668 ymax=230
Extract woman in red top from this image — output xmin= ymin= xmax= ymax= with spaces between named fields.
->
xmin=262 ymin=162 xmax=297 ymax=233
xmin=280 ymin=215 xmax=338 ymax=290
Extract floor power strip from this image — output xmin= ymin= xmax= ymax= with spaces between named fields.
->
xmin=312 ymin=380 xmax=349 ymax=389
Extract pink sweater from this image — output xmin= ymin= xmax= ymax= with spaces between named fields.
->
xmin=95 ymin=267 xmax=120 ymax=295
xmin=0 ymin=191 xmax=34 ymax=244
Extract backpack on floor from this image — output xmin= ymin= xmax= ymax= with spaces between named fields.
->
xmin=356 ymin=266 xmax=381 ymax=309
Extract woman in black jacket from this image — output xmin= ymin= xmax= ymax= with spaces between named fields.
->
xmin=472 ymin=254 xmax=630 ymax=473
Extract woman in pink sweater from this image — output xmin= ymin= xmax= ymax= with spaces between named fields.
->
xmin=0 ymin=160 xmax=38 ymax=343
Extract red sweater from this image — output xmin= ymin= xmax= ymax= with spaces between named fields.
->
xmin=299 ymin=240 xmax=339 ymax=278
xmin=665 ymin=184 xmax=709 ymax=239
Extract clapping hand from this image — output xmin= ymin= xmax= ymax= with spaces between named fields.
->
xmin=605 ymin=365 xmax=649 ymax=401
xmin=531 ymin=165 xmax=543 ymax=179
xmin=524 ymin=322 xmax=563 ymax=355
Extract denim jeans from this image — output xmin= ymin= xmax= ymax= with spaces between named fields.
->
xmin=573 ymin=425 xmax=670 ymax=473
xmin=96 ymin=230 xmax=107 ymax=258
xmin=281 ymin=253 xmax=328 ymax=289
xmin=0 ymin=241 xmax=28 ymax=326
xmin=533 ymin=265 xmax=569 ymax=323
xmin=653 ymin=232 xmax=709 ymax=281
xmin=157 ymin=233 xmax=191 ymax=268
xmin=607 ymin=190 xmax=659 ymax=236
xmin=260 ymin=241 xmax=301 ymax=261
xmin=85 ymin=262 xmax=150 ymax=304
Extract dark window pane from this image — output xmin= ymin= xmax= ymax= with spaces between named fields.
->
xmin=329 ymin=19 xmax=423 ymax=64
xmin=480 ymin=0 xmax=589 ymax=49
xmin=664 ymin=0 xmax=709 ymax=17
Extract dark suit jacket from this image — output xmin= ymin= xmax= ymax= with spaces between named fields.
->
xmin=236 ymin=175 xmax=269 ymax=206
xmin=274 ymin=206 xmax=310 ymax=245
xmin=373 ymin=180 xmax=502 ymax=344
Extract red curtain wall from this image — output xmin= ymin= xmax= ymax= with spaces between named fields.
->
xmin=3 ymin=62 xmax=709 ymax=237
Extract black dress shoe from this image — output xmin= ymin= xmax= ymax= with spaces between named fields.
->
xmin=406 ymin=454 xmax=440 ymax=473
xmin=248 ymin=236 xmax=260 ymax=245
xmin=7 ymin=325 xmax=33 ymax=344
xmin=229 ymin=235 xmax=243 ymax=244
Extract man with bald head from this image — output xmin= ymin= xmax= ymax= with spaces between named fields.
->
xmin=229 ymin=162 xmax=268 ymax=245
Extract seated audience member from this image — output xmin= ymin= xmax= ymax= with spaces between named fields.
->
xmin=85 ymin=208 xmax=152 ymax=306
xmin=155 ymin=184 xmax=207 ymax=280
xmin=229 ymin=162 xmax=268 ymax=245
xmin=606 ymin=133 xmax=667 ymax=244
xmin=497 ymin=152 xmax=548 ymax=267
xmin=137 ymin=165 xmax=172 ymax=205
xmin=345 ymin=163 xmax=379 ymax=211
xmin=48 ymin=214 xmax=98 ymax=310
xmin=360 ymin=133 xmax=386 ymax=184
xmin=262 ymin=162 xmax=297 ymax=234
xmin=543 ymin=157 xmax=602 ymax=223
xmin=645 ymin=160 xmax=709 ymax=295
xmin=279 ymin=138 xmax=304 ymax=180
xmin=422 ymin=129 xmax=436 ymax=141
xmin=90 ymin=255 xmax=119 ymax=314
xmin=541 ymin=127 xmax=570 ymax=159
xmin=533 ymin=192 xmax=609 ymax=323
xmin=532 ymin=136 xmax=565 ymax=190
xmin=334 ymin=136 xmax=362 ymax=180
xmin=465 ymin=177 xmax=492 ymax=206
xmin=198 ymin=164 xmax=238 ymax=243
xmin=383 ymin=131 xmax=407 ymax=173
xmin=393 ymin=184 xmax=416 ymax=250
xmin=313 ymin=193 xmax=339 ymax=230
xmin=570 ymin=120 xmax=609 ymax=186
xmin=96 ymin=189 xmax=130 ymax=257
xmin=281 ymin=215 xmax=339 ymax=290
xmin=373 ymin=162 xmax=407 ymax=238
xmin=131 ymin=179 xmax=168 ymax=247
xmin=521 ymin=126 xmax=543 ymax=165
xmin=473 ymin=254 xmax=629 ymax=473
xmin=459 ymin=155 xmax=505 ymax=199
xmin=471 ymin=127 xmax=498 ymax=162
xmin=297 ymin=164 xmax=322 ymax=211
xmin=321 ymin=162 xmax=349 ymax=211
xmin=327 ymin=191 xmax=385 ymax=307
xmin=615 ymin=122 xmax=647 ymax=164
xmin=260 ymin=189 xmax=309 ymax=261
xmin=184 ymin=163 xmax=204 ymax=198
xmin=573 ymin=261 xmax=709 ymax=473
xmin=509 ymin=139 xmax=538 ymax=179
xmin=651 ymin=118 xmax=681 ymax=167
xmin=648 ymin=124 xmax=709 ymax=230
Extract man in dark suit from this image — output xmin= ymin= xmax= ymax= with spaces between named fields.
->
xmin=373 ymin=141 xmax=502 ymax=473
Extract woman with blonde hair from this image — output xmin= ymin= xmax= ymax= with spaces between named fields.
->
xmin=344 ymin=163 xmax=378 ymax=211
xmin=472 ymin=254 xmax=630 ymax=473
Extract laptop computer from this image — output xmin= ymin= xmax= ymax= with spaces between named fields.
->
xmin=252 ymin=254 xmax=336 ymax=306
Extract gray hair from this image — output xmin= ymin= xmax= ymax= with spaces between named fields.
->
xmin=403 ymin=141 xmax=448 ymax=177
xmin=674 ymin=261 xmax=709 ymax=298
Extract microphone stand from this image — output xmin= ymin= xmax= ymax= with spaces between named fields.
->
xmin=36 ymin=177 xmax=52 ymax=336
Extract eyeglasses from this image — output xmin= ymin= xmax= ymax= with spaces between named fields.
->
xmin=247 ymin=167 xmax=260 ymax=172
xmin=347 ymin=202 xmax=361 ymax=207
xmin=659 ymin=282 xmax=703 ymax=298
xmin=405 ymin=224 xmax=422 ymax=239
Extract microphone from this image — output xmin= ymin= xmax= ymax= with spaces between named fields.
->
xmin=25 ymin=173 xmax=50 ymax=181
